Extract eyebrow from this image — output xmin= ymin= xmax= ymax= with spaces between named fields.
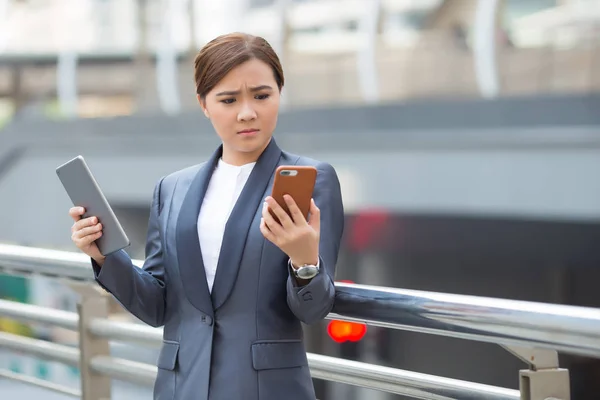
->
xmin=215 ymin=85 xmax=274 ymax=96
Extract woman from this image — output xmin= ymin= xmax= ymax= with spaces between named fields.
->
xmin=69 ymin=32 xmax=344 ymax=400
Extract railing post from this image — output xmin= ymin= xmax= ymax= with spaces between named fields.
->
xmin=503 ymin=345 xmax=570 ymax=400
xmin=75 ymin=284 xmax=112 ymax=400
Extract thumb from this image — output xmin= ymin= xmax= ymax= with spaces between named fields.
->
xmin=308 ymin=199 xmax=320 ymax=231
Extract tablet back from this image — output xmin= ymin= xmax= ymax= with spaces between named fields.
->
xmin=56 ymin=156 xmax=130 ymax=256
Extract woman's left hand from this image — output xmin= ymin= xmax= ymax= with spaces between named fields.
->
xmin=260 ymin=195 xmax=320 ymax=268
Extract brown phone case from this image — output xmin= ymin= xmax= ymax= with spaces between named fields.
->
xmin=270 ymin=165 xmax=317 ymax=221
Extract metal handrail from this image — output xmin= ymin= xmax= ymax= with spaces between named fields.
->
xmin=0 ymin=298 xmax=78 ymax=330
xmin=0 ymin=368 xmax=81 ymax=398
xmin=3 ymin=243 xmax=600 ymax=358
xmin=0 ymin=331 xmax=79 ymax=367
xmin=0 ymin=244 xmax=531 ymax=398
xmin=332 ymin=283 xmax=600 ymax=358
xmin=88 ymin=318 xmax=162 ymax=347
xmin=308 ymin=354 xmax=519 ymax=400
xmin=0 ymin=300 xmax=521 ymax=399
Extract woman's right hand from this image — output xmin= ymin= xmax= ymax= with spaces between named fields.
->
xmin=69 ymin=207 xmax=105 ymax=266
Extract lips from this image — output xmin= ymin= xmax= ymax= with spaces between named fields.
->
xmin=238 ymin=129 xmax=259 ymax=134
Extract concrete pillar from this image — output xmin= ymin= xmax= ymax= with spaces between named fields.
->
xmin=9 ymin=65 xmax=27 ymax=116
xmin=356 ymin=0 xmax=381 ymax=104
xmin=156 ymin=0 xmax=184 ymax=115
xmin=134 ymin=0 xmax=159 ymax=112
xmin=473 ymin=0 xmax=502 ymax=98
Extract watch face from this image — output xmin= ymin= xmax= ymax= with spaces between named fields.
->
xmin=297 ymin=265 xmax=319 ymax=279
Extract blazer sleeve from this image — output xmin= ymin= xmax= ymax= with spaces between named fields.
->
xmin=91 ymin=177 xmax=167 ymax=327
xmin=286 ymin=162 xmax=344 ymax=324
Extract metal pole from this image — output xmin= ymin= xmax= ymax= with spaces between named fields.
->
xmin=55 ymin=0 xmax=82 ymax=118
xmin=8 ymin=64 xmax=26 ymax=116
xmin=0 ymin=0 xmax=9 ymax=52
xmin=473 ymin=0 xmax=501 ymax=98
xmin=1 ymin=1 xmax=26 ymax=115
xmin=274 ymin=0 xmax=291 ymax=108
xmin=188 ymin=0 xmax=197 ymax=58
xmin=77 ymin=285 xmax=111 ymax=400
xmin=356 ymin=0 xmax=381 ymax=104
xmin=56 ymin=51 xmax=79 ymax=118
xmin=135 ymin=0 xmax=153 ymax=112
xmin=156 ymin=0 xmax=182 ymax=115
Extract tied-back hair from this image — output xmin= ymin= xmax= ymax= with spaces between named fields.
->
xmin=194 ymin=32 xmax=285 ymax=99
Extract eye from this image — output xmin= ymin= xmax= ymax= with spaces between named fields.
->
xmin=220 ymin=98 xmax=235 ymax=104
xmin=255 ymin=94 xmax=270 ymax=100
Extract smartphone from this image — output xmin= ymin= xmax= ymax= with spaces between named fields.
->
xmin=56 ymin=155 xmax=130 ymax=256
xmin=270 ymin=165 xmax=317 ymax=221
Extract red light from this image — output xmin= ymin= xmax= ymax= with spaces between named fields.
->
xmin=348 ymin=209 xmax=391 ymax=251
xmin=327 ymin=320 xmax=367 ymax=343
xmin=328 ymin=279 xmax=367 ymax=342
xmin=348 ymin=322 xmax=367 ymax=342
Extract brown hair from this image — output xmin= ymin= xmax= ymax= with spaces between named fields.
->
xmin=194 ymin=32 xmax=284 ymax=99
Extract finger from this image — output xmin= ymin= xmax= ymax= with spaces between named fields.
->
xmin=283 ymin=194 xmax=306 ymax=225
xmin=308 ymin=199 xmax=320 ymax=231
xmin=265 ymin=197 xmax=293 ymax=229
xmin=74 ymin=216 xmax=98 ymax=232
xmin=76 ymin=230 xmax=103 ymax=247
xmin=262 ymin=202 xmax=285 ymax=236
xmin=69 ymin=207 xmax=85 ymax=222
xmin=73 ymin=223 xmax=102 ymax=240
xmin=259 ymin=218 xmax=276 ymax=243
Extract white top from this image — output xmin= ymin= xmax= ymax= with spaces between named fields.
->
xmin=197 ymin=158 xmax=256 ymax=292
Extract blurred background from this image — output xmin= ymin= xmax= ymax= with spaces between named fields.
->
xmin=1 ymin=0 xmax=599 ymax=399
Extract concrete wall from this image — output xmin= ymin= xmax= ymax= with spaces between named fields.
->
xmin=1 ymin=94 xmax=599 ymax=249
xmin=1 ymin=128 xmax=600 ymax=252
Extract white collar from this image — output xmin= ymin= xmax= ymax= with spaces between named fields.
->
xmin=216 ymin=158 xmax=256 ymax=174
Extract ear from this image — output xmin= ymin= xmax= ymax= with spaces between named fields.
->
xmin=196 ymin=94 xmax=209 ymax=119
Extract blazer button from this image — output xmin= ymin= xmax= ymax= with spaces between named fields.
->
xmin=202 ymin=315 xmax=213 ymax=326
xmin=302 ymin=292 xmax=313 ymax=301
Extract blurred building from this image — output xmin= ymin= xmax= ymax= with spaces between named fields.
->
xmin=0 ymin=0 xmax=598 ymax=119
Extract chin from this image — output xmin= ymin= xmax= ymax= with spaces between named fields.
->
xmin=235 ymin=135 xmax=271 ymax=152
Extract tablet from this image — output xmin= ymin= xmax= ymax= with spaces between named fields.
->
xmin=56 ymin=155 xmax=130 ymax=256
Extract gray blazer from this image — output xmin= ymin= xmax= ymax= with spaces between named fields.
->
xmin=91 ymin=138 xmax=344 ymax=400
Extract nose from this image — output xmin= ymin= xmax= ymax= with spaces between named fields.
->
xmin=237 ymin=102 xmax=257 ymax=122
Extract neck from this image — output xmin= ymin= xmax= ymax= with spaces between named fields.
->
xmin=221 ymin=139 xmax=271 ymax=166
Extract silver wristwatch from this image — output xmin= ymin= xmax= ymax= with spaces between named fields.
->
xmin=290 ymin=260 xmax=320 ymax=280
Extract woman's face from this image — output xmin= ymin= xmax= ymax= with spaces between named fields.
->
xmin=199 ymin=58 xmax=281 ymax=166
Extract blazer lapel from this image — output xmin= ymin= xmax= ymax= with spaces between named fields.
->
xmin=211 ymin=138 xmax=282 ymax=310
xmin=176 ymin=146 xmax=222 ymax=316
